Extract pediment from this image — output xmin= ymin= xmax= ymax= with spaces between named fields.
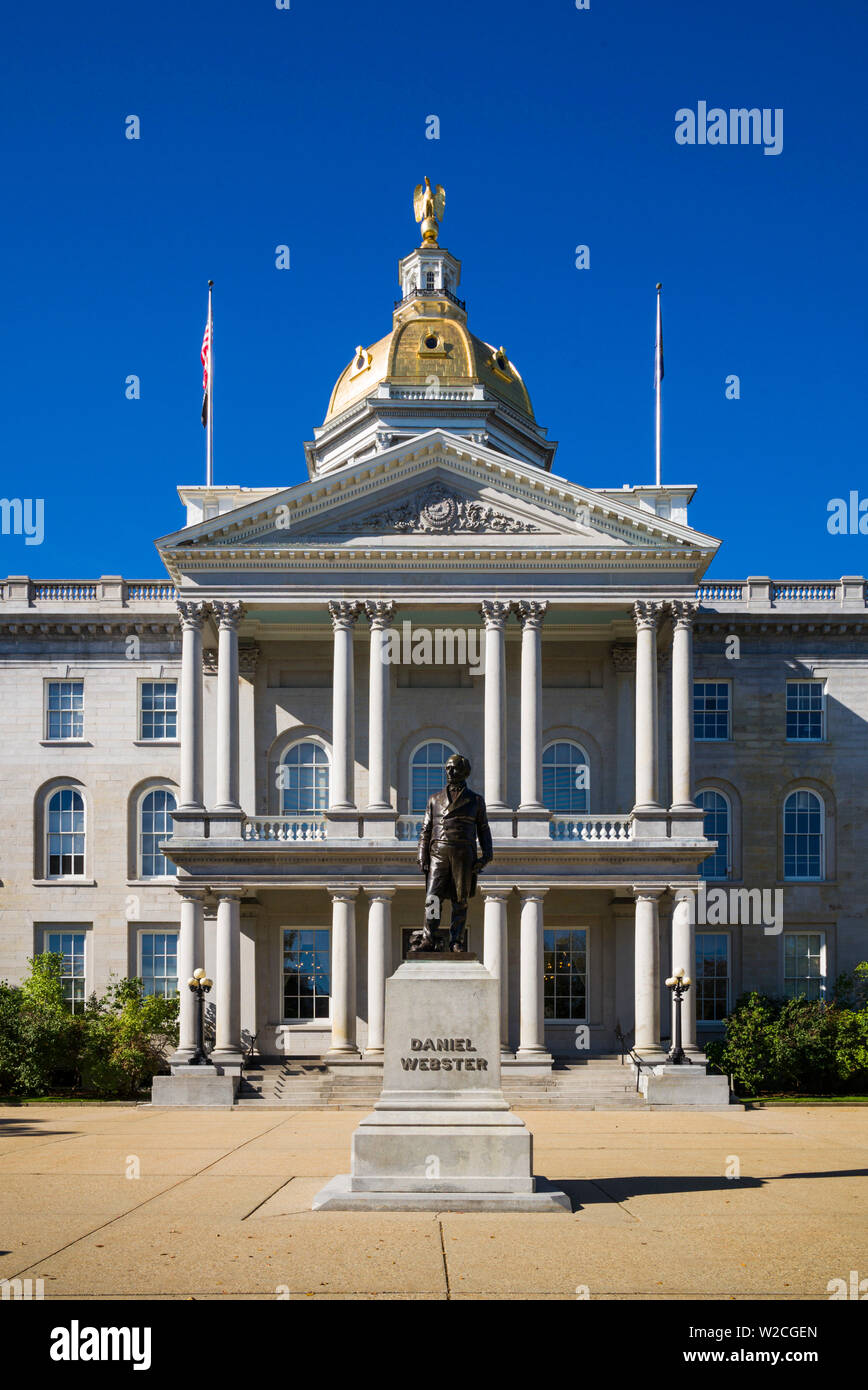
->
xmin=156 ymin=431 xmax=720 ymax=580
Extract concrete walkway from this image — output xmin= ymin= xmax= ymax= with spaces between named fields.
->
xmin=1 ymin=1104 xmax=865 ymax=1299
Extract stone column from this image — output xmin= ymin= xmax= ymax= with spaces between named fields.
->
xmin=364 ymin=887 xmax=394 ymax=1057
xmin=633 ymin=887 xmax=664 ymax=1052
xmin=670 ymin=887 xmax=698 ymax=1051
xmin=170 ymin=889 xmax=205 ymax=1065
xmin=326 ymin=887 xmax=359 ymax=1058
xmin=670 ymin=601 xmax=700 ymax=821
xmin=517 ymin=889 xmax=551 ymax=1062
xmin=632 ymin=601 xmax=664 ymax=832
xmin=327 ymin=601 xmax=361 ymax=832
xmin=364 ymin=602 xmax=397 ymax=838
xmin=211 ymin=889 xmax=243 ymax=1070
xmin=516 ymin=600 xmax=550 ymax=838
xmin=177 ymin=602 xmax=207 ymax=814
xmin=211 ymin=600 xmax=245 ymax=832
xmin=611 ymin=644 xmax=636 ymax=813
xmin=481 ymin=886 xmax=511 ymax=1054
xmin=238 ymin=643 xmax=260 ymax=816
xmin=480 ymin=602 xmax=512 ymax=835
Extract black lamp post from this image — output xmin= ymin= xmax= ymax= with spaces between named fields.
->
xmin=665 ymin=967 xmax=691 ymax=1065
xmin=187 ymin=968 xmax=213 ymax=1065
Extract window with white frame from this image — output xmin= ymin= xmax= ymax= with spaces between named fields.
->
xmin=410 ymin=741 xmax=457 ymax=813
xmin=786 ymin=680 xmax=825 ymax=741
xmin=139 ymin=931 xmax=179 ymax=998
xmin=45 ymin=680 xmax=84 ymax=740
xmin=139 ymin=681 xmax=178 ymax=740
xmin=279 ymin=741 xmax=329 ymax=816
xmin=283 ymin=928 xmax=330 ymax=1020
xmin=783 ymin=789 xmax=824 ymax=880
xmin=695 ymin=933 xmax=730 ymax=1022
xmin=784 ymin=932 xmax=825 ymax=1000
xmin=697 ymin=789 xmax=731 ymax=879
xmin=46 ymin=787 xmax=85 ymax=877
xmin=693 ymin=681 xmax=730 ymax=740
xmin=542 ymin=741 xmax=590 ymax=814
xmin=45 ymin=930 xmax=86 ymax=1011
xmin=543 ymin=928 xmax=587 ymax=1021
xmin=140 ymin=788 xmax=177 ymax=878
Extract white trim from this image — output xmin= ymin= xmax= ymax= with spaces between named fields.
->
xmin=782 ymin=787 xmax=826 ymax=882
xmin=43 ymin=677 xmax=85 ymax=742
xmin=695 ymin=930 xmax=731 ymax=1023
xmin=136 ymin=927 xmax=180 ymax=998
xmin=44 ymin=784 xmax=87 ymax=881
xmin=696 ymin=786 xmax=732 ymax=879
xmin=541 ymin=738 xmax=591 ymax=815
xmin=542 ymin=924 xmax=589 ymax=1026
xmin=281 ymin=925 xmax=332 ymax=1024
xmin=136 ymin=784 xmax=178 ymax=880
xmin=785 ymin=678 xmax=826 ymax=743
xmin=781 ymin=929 xmax=827 ymax=999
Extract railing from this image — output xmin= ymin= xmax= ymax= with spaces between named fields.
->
xmin=242 ymin=816 xmax=326 ymax=842
xmin=695 ymin=582 xmax=744 ymax=603
xmin=2 ymin=578 xmax=178 ymax=605
xmin=393 ymin=287 xmax=466 ymax=311
xmin=549 ymin=815 xmax=633 ymax=842
xmin=696 ymin=577 xmax=865 ymax=607
xmin=772 ymin=582 xmax=838 ymax=602
xmin=387 ymin=386 xmax=475 ymax=402
xmin=396 ymin=815 xmax=424 ymax=842
xmin=32 ymin=582 xmax=98 ymax=602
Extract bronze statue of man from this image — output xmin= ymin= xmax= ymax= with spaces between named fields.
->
xmin=410 ymin=753 xmax=493 ymax=954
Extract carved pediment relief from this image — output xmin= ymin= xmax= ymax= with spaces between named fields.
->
xmin=329 ymin=482 xmax=539 ymax=535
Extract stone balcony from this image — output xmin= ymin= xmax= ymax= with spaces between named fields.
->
xmin=696 ymin=575 xmax=866 ymax=612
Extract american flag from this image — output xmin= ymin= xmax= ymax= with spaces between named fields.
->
xmin=201 ymin=321 xmax=211 ymax=428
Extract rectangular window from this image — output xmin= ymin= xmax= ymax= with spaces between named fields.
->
xmin=786 ymin=680 xmax=824 ymax=741
xmin=693 ymin=682 xmax=730 ymax=741
xmin=695 ymin=933 xmax=730 ymax=1022
xmin=139 ymin=681 xmax=178 ymax=740
xmin=543 ymin=928 xmax=587 ymax=1021
xmin=784 ymin=932 xmax=825 ymax=1000
xmin=140 ymin=931 xmax=179 ymax=998
xmin=45 ymin=930 xmax=86 ymax=1012
xmin=283 ymin=928 xmax=330 ymax=1021
xmin=45 ymin=680 xmax=84 ymax=740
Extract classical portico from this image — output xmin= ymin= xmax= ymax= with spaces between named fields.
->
xmin=158 ymin=192 xmax=718 ymax=1084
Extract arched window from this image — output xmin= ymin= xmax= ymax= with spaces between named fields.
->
xmin=46 ymin=787 xmax=85 ymax=878
xmin=279 ymin=741 xmax=330 ymax=816
xmin=542 ymin=741 xmax=590 ymax=814
xmin=140 ymin=788 xmax=177 ymax=878
xmin=410 ymin=741 xmax=457 ymax=813
xmin=783 ymin=789 xmax=825 ymax=881
xmin=697 ymin=789 xmax=731 ymax=880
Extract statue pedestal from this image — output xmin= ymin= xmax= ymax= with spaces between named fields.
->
xmin=312 ymin=960 xmax=570 ymax=1212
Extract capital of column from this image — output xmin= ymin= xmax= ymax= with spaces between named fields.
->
xmin=633 ymin=885 xmax=666 ymax=903
xmin=611 ymin=642 xmax=636 ymax=674
xmin=175 ymin=886 xmax=207 ymax=904
xmin=364 ymin=885 xmax=396 ymax=901
xmin=177 ymin=600 xmax=208 ymax=630
xmin=669 ymin=599 xmax=699 ymax=629
xmin=211 ymin=600 xmax=246 ymax=631
xmin=238 ymin=641 xmax=260 ymax=677
xmin=518 ymin=887 xmax=549 ymax=903
xmin=213 ymin=888 xmax=244 ymax=904
xmin=479 ymin=884 xmax=512 ymax=902
xmin=671 ymin=886 xmax=696 ymax=906
xmin=328 ymin=600 xmax=362 ymax=631
xmin=633 ymin=600 xmax=664 ymax=632
xmin=480 ymin=599 xmax=513 ymax=629
xmin=327 ymin=885 xmax=360 ymax=902
xmin=364 ymin=600 xmax=396 ymax=629
xmin=516 ymin=599 xmax=548 ymax=630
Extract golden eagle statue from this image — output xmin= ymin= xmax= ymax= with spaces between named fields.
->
xmin=413 ymin=177 xmax=446 ymax=246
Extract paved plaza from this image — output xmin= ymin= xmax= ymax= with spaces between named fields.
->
xmin=0 ymin=1105 xmax=865 ymax=1300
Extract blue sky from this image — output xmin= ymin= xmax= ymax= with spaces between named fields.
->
xmin=1 ymin=0 xmax=866 ymax=579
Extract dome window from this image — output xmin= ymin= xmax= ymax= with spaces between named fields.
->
xmin=424 ymin=334 xmax=439 ymax=350
xmin=489 ymin=345 xmax=513 ymax=380
xmin=348 ymin=344 xmax=372 ymax=380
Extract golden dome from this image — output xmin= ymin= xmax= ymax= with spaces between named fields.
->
xmin=324 ymin=314 xmax=535 ymax=424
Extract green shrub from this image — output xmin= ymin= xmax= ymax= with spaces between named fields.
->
xmin=707 ymin=968 xmax=868 ymax=1096
xmin=81 ymin=978 xmax=179 ymax=1098
xmin=0 ymin=956 xmax=178 ymax=1099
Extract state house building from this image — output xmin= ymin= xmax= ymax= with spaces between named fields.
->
xmin=2 ymin=200 xmax=866 ymax=1090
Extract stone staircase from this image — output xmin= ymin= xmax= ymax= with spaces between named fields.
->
xmin=235 ymin=1056 xmax=647 ymax=1110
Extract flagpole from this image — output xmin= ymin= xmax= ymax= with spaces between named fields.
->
xmin=655 ymin=282 xmax=662 ymax=487
xmin=206 ymin=281 xmax=214 ymax=488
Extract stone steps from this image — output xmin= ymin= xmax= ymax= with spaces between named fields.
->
xmin=234 ymin=1059 xmax=647 ymax=1109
